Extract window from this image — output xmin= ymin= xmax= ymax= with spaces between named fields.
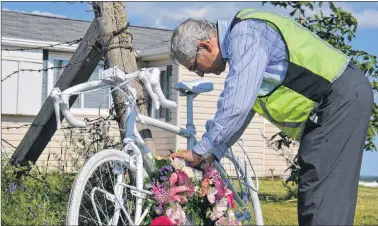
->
xmin=147 ymin=65 xmax=172 ymax=122
xmin=44 ymin=54 xmax=111 ymax=111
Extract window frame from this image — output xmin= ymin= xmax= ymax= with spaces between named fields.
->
xmin=148 ymin=65 xmax=172 ymax=122
xmin=47 ymin=53 xmax=111 ymax=116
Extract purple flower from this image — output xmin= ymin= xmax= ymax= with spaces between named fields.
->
xmin=154 ymin=204 xmax=163 ymax=215
xmin=19 ymin=184 xmax=25 ymax=191
xmin=8 ymin=182 xmax=17 ymax=193
xmin=158 ymin=165 xmax=173 ymax=175
xmin=160 ymin=176 xmax=168 ymax=181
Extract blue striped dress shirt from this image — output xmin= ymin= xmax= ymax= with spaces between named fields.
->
xmin=192 ymin=18 xmax=288 ymax=160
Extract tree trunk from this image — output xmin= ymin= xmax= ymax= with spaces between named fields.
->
xmin=93 ymin=2 xmax=155 ymax=155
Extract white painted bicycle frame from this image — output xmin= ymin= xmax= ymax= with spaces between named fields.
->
xmin=51 ymin=67 xmax=263 ymax=225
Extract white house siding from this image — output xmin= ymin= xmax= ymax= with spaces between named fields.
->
xmin=2 ymin=47 xmax=43 ymax=115
xmin=264 ymin=121 xmax=298 ymax=178
xmin=1 ymin=114 xmax=121 ymax=172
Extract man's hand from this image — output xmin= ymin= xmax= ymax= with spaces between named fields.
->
xmin=167 ymin=150 xmax=214 ymax=167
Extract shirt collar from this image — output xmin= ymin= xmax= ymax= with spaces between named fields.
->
xmin=217 ymin=19 xmax=232 ymax=60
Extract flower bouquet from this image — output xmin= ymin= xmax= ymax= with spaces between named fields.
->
xmin=145 ymin=157 xmax=241 ymax=226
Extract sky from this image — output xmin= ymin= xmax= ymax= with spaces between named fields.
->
xmin=2 ymin=1 xmax=378 ymax=176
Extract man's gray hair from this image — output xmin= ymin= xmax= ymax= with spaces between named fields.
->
xmin=169 ymin=18 xmax=216 ymax=64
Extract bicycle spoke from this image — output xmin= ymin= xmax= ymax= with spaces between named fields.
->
xmin=78 ymin=214 xmax=102 ymax=225
xmin=82 ymin=187 xmax=111 ymax=225
xmin=94 ymin=165 xmax=110 ymax=220
xmin=69 ymin=151 xmax=142 ymax=226
xmin=106 ymin=162 xmax=115 ymax=188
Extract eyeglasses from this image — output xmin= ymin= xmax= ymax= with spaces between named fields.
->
xmin=189 ymin=47 xmax=200 ymax=73
xmin=189 ymin=47 xmax=205 ymax=77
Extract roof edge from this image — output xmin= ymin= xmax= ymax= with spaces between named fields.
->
xmin=2 ymin=10 xmax=174 ymax=31
xmin=2 ymin=37 xmax=78 ymax=52
xmin=2 ymin=36 xmax=170 ymax=59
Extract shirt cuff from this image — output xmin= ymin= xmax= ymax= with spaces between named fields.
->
xmin=212 ymin=145 xmax=227 ymax=161
xmin=193 ymin=137 xmax=228 ymax=161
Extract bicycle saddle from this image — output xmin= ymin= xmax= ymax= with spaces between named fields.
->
xmin=174 ymin=79 xmax=214 ymax=95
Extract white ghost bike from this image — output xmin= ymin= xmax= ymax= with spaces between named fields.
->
xmin=50 ymin=66 xmax=263 ymax=225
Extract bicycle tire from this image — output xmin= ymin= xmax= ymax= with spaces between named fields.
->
xmin=66 ymin=149 xmax=143 ymax=225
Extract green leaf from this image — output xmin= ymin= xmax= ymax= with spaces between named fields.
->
xmin=290 ymin=9 xmax=297 ymax=17
xmin=154 ymin=159 xmax=169 ymax=169
xmin=329 ymin=2 xmax=337 ymax=12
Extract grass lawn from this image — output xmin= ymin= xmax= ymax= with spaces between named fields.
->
xmin=251 ymin=179 xmax=378 ymax=225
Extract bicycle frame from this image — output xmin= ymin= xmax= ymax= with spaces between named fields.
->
xmin=119 ymin=87 xmax=262 ymax=225
xmin=57 ymin=75 xmax=263 ymax=225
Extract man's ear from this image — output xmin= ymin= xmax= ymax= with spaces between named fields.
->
xmin=198 ymin=41 xmax=212 ymax=53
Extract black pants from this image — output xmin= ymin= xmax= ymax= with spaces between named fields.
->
xmin=297 ymin=63 xmax=374 ymax=225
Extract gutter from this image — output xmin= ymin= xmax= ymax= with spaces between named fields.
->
xmin=2 ymin=37 xmax=79 ymax=52
xmin=2 ymin=37 xmax=169 ymax=60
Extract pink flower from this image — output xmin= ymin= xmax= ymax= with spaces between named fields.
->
xmin=203 ymin=162 xmax=219 ymax=178
xmin=186 ymin=183 xmax=195 ymax=197
xmin=176 ymin=170 xmax=189 ymax=186
xmin=215 ymin=216 xmax=241 ymax=226
xmin=225 ymin=189 xmax=235 ymax=209
xmin=166 ymin=203 xmax=186 ymax=226
xmin=214 ymin=178 xmax=226 ymax=200
xmin=215 ymin=216 xmax=229 ymax=225
xmin=169 ymin=172 xmax=178 ymax=187
xmin=199 ymin=178 xmax=210 ymax=197
xmin=151 ymin=216 xmax=174 ymax=226
xmin=168 ymin=185 xmax=190 ymax=203
xmin=152 ymin=182 xmax=168 ymax=205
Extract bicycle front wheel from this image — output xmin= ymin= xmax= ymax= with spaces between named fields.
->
xmin=66 ymin=149 xmax=146 ymax=226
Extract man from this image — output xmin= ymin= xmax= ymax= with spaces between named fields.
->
xmin=168 ymin=8 xmax=373 ymax=225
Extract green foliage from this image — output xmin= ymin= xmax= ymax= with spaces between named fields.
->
xmin=60 ymin=120 xmax=122 ymax=171
xmin=2 ymin=120 xmax=120 ymax=225
xmin=1 ymin=157 xmax=75 ymax=225
xmin=257 ymin=180 xmax=378 ymax=225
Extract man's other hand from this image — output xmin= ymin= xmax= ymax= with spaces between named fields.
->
xmin=167 ymin=150 xmax=203 ymax=167
xmin=167 ymin=150 xmax=214 ymax=167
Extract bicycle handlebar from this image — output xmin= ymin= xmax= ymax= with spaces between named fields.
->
xmin=50 ymin=67 xmax=177 ymax=129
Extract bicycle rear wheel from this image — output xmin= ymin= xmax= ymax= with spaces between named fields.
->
xmin=66 ymin=149 xmax=147 ymax=225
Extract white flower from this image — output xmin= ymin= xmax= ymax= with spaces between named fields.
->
xmin=192 ymin=168 xmax=203 ymax=182
xmin=171 ymin=158 xmax=186 ymax=170
xmin=207 ymin=187 xmax=217 ymax=204
xmin=210 ymin=207 xmax=225 ymax=221
xmin=166 ymin=203 xmax=186 ymax=225
xmin=181 ymin=166 xmax=195 ymax=179
xmin=216 ymin=198 xmax=228 ymax=212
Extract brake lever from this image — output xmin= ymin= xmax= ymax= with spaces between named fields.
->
xmin=50 ymin=88 xmax=62 ymax=129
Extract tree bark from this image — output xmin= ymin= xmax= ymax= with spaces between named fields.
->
xmin=93 ymin=2 xmax=155 ymax=155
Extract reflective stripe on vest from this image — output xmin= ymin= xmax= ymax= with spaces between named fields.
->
xmin=230 ymin=9 xmax=349 ymax=139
